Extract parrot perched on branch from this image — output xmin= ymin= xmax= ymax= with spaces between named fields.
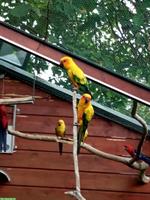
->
xmin=55 ymin=119 xmax=66 ymax=155
xmin=124 ymin=144 xmax=136 ymax=157
xmin=60 ymin=56 xmax=91 ymax=95
xmin=124 ymin=144 xmax=150 ymax=165
xmin=77 ymin=93 xmax=94 ymax=154
xmin=0 ymin=105 xmax=8 ymax=152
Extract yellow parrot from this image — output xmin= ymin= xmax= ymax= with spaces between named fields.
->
xmin=55 ymin=119 xmax=66 ymax=155
xmin=60 ymin=56 xmax=91 ymax=95
xmin=77 ymin=93 xmax=94 ymax=154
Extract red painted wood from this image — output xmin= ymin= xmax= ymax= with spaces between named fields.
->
xmin=0 ymin=168 xmax=149 ymax=193
xmin=15 ymin=136 xmax=141 ymax=153
xmin=17 ymin=103 xmax=73 ymax=117
xmin=0 ymin=22 xmax=150 ymax=105
xmin=1 ymin=186 xmax=150 ymax=200
xmin=83 ymin=190 xmax=150 ymax=200
xmin=0 ymin=75 xmax=150 ymax=199
xmin=0 ymin=78 xmax=60 ymax=104
xmin=1 ymin=151 xmax=150 ymax=174
xmin=0 ymin=186 xmax=72 ymax=200
xmin=15 ymin=115 xmax=140 ymax=139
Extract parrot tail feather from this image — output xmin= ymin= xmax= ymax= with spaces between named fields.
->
xmin=58 ymin=142 xmax=63 ymax=155
xmin=77 ymin=139 xmax=81 ymax=155
xmin=77 ymin=126 xmax=86 ymax=155
xmin=77 ymin=127 xmax=82 ymax=155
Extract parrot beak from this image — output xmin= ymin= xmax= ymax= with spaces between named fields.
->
xmin=60 ymin=61 xmax=64 ymax=68
xmin=59 ymin=62 xmax=63 ymax=67
xmin=58 ymin=122 xmax=61 ymax=126
xmin=85 ymin=98 xmax=90 ymax=104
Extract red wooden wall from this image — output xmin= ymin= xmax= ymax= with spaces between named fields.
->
xmin=0 ymin=76 xmax=150 ymax=200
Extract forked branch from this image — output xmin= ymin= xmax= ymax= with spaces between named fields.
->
xmin=8 ymin=126 xmax=150 ymax=184
xmin=0 ymin=96 xmax=34 ymax=104
xmin=131 ymin=101 xmax=148 ymax=157
xmin=130 ymin=100 xmax=149 ymax=182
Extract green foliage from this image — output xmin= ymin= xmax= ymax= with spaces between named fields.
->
xmin=0 ymin=0 xmax=150 ymax=122
xmin=10 ymin=4 xmax=31 ymax=17
xmin=25 ymin=55 xmax=49 ymax=74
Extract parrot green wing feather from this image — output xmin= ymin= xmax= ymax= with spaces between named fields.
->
xmin=73 ymin=74 xmax=92 ymax=95
xmin=77 ymin=113 xmax=88 ymax=154
xmin=73 ymin=74 xmax=83 ymax=85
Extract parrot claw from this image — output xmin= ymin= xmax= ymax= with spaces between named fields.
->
xmin=72 ymin=86 xmax=78 ymax=91
xmin=128 ymin=157 xmax=138 ymax=166
xmin=73 ymin=122 xmax=79 ymax=127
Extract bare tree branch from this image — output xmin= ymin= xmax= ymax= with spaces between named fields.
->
xmin=139 ymin=170 xmax=150 ymax=184
xmin=0 ymin=96 xmax=34 ymax=105
xmin=131 ymin=100 xmax=148 ymax=157
xmin=0 ymin=95 xmax=50 ymax=105
xmin=72 ymin=90 xmax=81 ymax=196
xmin=8 ymin=127 xmax=150 ymax=183
xmin=130 ymin=100 xmax=150 ymax=183
xmin=65 ymin=190 xmax=86 ymax=200
xmin=0 ymin=94 xmax=40 ymax=98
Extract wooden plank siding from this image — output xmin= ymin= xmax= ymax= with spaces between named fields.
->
xmin=0 ymin=76 xmax=150 ymax=200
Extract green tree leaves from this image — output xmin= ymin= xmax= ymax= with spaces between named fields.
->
xmin=0 ymin=0 xmax=150 ymax=122
xmin=10 ymin=4 xmax=31 ymax=17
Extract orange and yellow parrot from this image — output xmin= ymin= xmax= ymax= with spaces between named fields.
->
xmin=60 ymin=56 xmax=91 ymax=95
xmin=77 ymin=93 xmax=94 ymax=154
xmin=55 ymin=119 xmax=66 ymax=155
